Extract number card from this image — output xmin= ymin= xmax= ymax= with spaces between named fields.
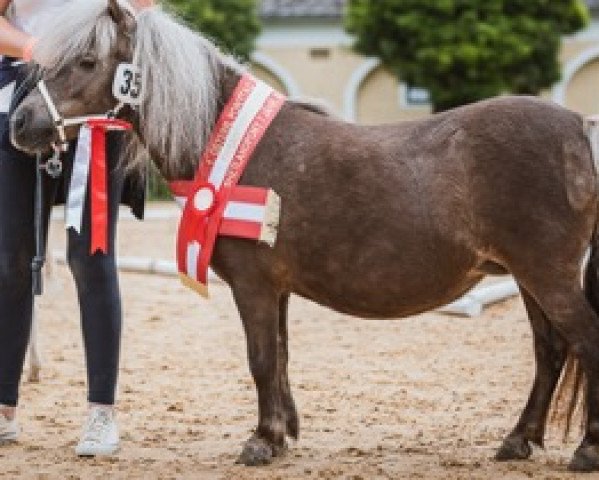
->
xmin=112 ymin=63 xmax=143 ymax=105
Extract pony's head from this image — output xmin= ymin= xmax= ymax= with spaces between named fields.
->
xmin=10 ymin=0 xmax=230 ymax=178
xmin=11 ymin=0 xmax=136 ymax=153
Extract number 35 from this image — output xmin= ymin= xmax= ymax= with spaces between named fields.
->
xmin=113 ymin=63 xmax=143 ymax=105
xmin=120 ymin=69 xmax=141 ymax=99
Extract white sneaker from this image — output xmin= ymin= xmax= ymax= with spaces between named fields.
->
xmin=75 ymin=406 xmax=119 ymax=457
xmin=0 ymin=412 xmax=18 ymax=444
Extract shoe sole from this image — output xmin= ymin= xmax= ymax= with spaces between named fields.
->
xmin=0 ymin=433 xmax=18 ymax=445
xmin=75 ymin=444 xmax=120 ymax=457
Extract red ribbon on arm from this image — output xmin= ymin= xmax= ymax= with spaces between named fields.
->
xmin=86 ymin=118 xmax=132 ymax=255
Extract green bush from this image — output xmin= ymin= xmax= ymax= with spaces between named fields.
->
xmin=161 ymin=0 xmax=261 ymax=61
xmin=147 ymin=164 xmax=172 ymax=201
xmin=346 ymin=0 xmax=589 ymax=112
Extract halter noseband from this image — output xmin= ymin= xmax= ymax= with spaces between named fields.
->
xmin=36 ymin=78 xmax=125 ymax=152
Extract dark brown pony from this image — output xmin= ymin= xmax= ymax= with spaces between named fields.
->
xmin=10 ymin=0 xmax=599 ymax=471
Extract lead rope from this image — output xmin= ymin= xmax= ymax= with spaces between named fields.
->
xmin=32 ymin=152 xmax=46 ymax=296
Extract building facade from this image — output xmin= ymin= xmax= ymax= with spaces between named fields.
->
xmin=252 ymin=0 xmax=599 ymax=123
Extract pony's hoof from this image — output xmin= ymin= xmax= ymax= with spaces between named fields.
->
xmin=495 ymin=436 xmax=532 ymax=461
xmin=236 ymin=436 xmax=286 ymax=466
xmin=569 ymin=445 xmax=599 ymax=472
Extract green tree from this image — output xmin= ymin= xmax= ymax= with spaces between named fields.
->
xmin=346 ymin=0 xmax=589 ymax=112
xmin=162 ymin=0 xmax=260 ymax=61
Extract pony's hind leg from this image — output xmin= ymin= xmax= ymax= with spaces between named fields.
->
xmin=567 ymin=247 xmax=599 ymax=472
xmin=279 ymin=294 xmax=299 ymax=440
xmin=233 ymin=281 xmax=288 ymax=466
xmin=495 ymin=287 xmax=567 ymax=461
xmin=521 ymin=276 xmax=599 ymax=471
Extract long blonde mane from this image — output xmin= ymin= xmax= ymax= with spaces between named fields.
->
xmin=33 ymin=0 xmax=242 ymax=177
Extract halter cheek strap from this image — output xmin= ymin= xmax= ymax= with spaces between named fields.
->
xmin=36 ymin=78 xmax=125 ymax=152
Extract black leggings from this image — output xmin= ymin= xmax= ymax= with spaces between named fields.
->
xmin=0 ymin=124 xmax=124 ymax=407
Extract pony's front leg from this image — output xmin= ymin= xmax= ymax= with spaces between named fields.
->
xmin=496 ymin=288 xmax=566 ymax=460
xmin=233 ymin=282 xmax=287 ymax=466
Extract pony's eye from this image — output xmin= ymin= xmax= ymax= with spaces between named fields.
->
xmin=79 ymin=56 xmax=97 ymax=70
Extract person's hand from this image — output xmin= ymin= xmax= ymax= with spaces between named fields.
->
xmin=21 ymin=36 xmax=37 ymax=61
xmin=131 ymin=0 xmax=154 ymax=11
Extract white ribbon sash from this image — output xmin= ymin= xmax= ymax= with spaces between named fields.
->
xmin=65 ymin=125 xmax=92 ymax=233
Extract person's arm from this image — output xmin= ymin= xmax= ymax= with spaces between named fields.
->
xmin=0 ymin=0 xmax=36 ymax=60
xmin=0 ymin=0 xmax=155 ymax=61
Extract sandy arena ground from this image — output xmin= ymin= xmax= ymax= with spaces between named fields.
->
xmin=0 ymin=205 xmax=589 ymax=479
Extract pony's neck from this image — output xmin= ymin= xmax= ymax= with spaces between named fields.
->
xmin=145 ymin=65 xmax=242 ymax=181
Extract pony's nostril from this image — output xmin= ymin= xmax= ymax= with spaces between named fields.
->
xmin=13 ymin=107 xmax=31 ymax=134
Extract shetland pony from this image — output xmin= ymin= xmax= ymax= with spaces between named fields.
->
xmin=10 ymin=0 xmax=599 ymax=470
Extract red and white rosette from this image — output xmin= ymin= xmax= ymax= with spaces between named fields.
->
xmin=170 ymin=74 xmax=285 ymax=297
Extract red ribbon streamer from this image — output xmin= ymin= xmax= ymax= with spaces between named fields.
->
xmin=90 ymin=126 xmax=108 ymax=254
xmin=86 ymin=118 xmax=132 ymax=255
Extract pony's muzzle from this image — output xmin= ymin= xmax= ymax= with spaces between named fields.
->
xmin=10 ymin=105 xmax=56 ymax=153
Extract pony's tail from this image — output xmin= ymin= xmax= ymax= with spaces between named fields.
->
xmin=550 ymin=353 xmax=587 ymax=441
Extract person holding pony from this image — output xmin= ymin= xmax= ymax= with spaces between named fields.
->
xmin=0 ymin=0 xmax=153 ymax=457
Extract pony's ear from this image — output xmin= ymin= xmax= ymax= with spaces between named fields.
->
xmin=108 ymin=0 xmax=135 ymax=33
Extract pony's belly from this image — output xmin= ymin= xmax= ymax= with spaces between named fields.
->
xmin=291 ymin=263 xmax=482 ymax=319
